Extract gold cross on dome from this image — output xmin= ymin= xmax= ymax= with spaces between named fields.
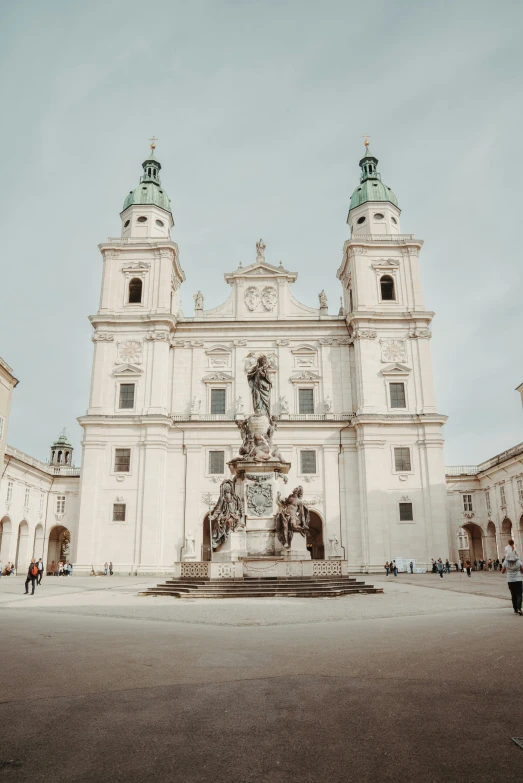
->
xmin=149 ymin=136 xmax=158 ymax=151
xmin=362 ymin=133 xmax=370 ymax=147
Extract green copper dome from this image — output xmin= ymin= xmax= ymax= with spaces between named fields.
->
xmin=52 ymin=429 xmax=72 ymax=449
xmin=122 ymin=148 xmax=172 ymax=214
xmin=349 ymin=147 xmax=399 ymax=211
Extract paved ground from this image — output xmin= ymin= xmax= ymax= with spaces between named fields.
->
xmin=1 ymin=572 xmax=522 ymax=782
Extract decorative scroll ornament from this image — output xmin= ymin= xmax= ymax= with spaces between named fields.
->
xmin=117 ymin=340 xmax=142 ymax=365
xmin=352 ymin=329 xmax=377 ymax=340
xmin=261 ymin=286 xmax=277 ymax=311
xmin=244 ymin=286 xmax=260 ymax=311
xmin=92 ymin=332 xmax=114 ymax=342
xmin=146 ymin=332 xmax=170 ymax=342
xmin=246 ymin=479 xmax=273 ymax=517
xmin=380 ymin=339 xmax=407 ymax=363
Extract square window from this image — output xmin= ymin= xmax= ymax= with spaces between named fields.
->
xmin=56 ymin=495 xmax=66 ymax=514
xmin=114 ymin=448 xmax=131 ymax=473
xmin=394 ymin=447 xmax=411 ymax=472
xmin=399 ymin=502 xmax=413 ymax=521
xmin=119 ymin=383 xmax=135 ymax=409
xmin=209 ymin=451 xmax=225 ymax=474
xmin=389 ymin=382 xmax=406 ymax=409
xmin=299 ymin=388 xmax=314 ymax=414
xmin=210 ymin=388 xmax=226 ymax=415
xmin=113 ymin=503 xmax=126 ymax=521
xmin=300 ymin=450 xmax=317 ymax=474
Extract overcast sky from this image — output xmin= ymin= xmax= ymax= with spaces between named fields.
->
xmin=0 ymin=0 xmax=521 ymax=466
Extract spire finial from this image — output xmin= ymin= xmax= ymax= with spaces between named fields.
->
xmin=149 ymin=135 xmax=158 ymax=152
xmin=362 ymin=133 xmax=370 ymax=148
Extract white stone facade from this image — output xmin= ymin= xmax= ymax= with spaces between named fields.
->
xmin=0 ymin=148 xmax=453 ymax=574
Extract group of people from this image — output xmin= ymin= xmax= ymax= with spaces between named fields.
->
xmin=48 ymin=560 xmax=73 ymax=576
xmin=431 ymin=556 xmax=508 ymax=577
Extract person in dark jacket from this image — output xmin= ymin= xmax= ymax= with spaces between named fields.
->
xmin=24 ymin=559 xmax=39 ymax=595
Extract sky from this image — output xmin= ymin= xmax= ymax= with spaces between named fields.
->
xmin=0 ymin=0 xmax=521 ymax=466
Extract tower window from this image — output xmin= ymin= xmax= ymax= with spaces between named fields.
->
xmin=119 ymin=384 xmax=135 ymax=410
xmin=155 ymin=219 xmax=164 ymax=227
xmin=114 ymin=448 xmax=131 ymax=473
xmin=374 ymin=213 xmax=384 ymax=220
xmin=209 ymin=451 xmax=225 ymax=474
xmin=390 ymin=383 xmax=406 ymax=409
xmin=210 ymin=389 xmax=226 ymax=415
xmin=128 ymin=278 xmax=143 ymax=304
xmin=380 ymin=275 xmax=395 ymax=301
xmin=399 ymin=502 xmax=413 ymax=522
xmin=124 ymin=220 xmax=130 ymax=228
xmin=299 ymin=389 xmax=314 ymax=414
xmin=391 ymin=216 xmax=398 ymax=224
xmin=113 ymin=503 xmax=126 ymax=522
xmin=349 ymin=287 xmax=354 ymax=313
xmin=357 ymin=216 xmax=366 ymax=225
xmin=137 ymin=216 xmax=147 ymax=223
xmin=394 ymin=447 xmax=411 ymax=472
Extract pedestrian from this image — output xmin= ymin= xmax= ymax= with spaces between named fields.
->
xmin=37 ymin=557 xmax=44 ymax=585
xmin=392 ymin=560 xmax=398 ymax=577
xmin=431 ymin=559 xmax=437 ymax=573
xmin=24 ymin=558 xmax=39 ymax=595
xmin=384 ymin=561 xmax=390 ymax=576
xmin=68 ymin=562 xmax=73 ymax=576
xmin=505 ymin=539 xmax=519 ymax=561
xmin=437 ymin=558 xmax=444 ymax=578
xmin=465 ymin=559 xmax=471 ymax=577
xmin=454 ymin=562 xmax=459 ymax=572
xmin=109 ymin=562 xmax=113 ymax=576
xmin=5 ymin=561 xmax=12 ymax=576
xmin=104 ymin=562 xmax=108 ymax=576
xmin=409 ymin=561 xmax=414 ymax=574
xmin=0 ymin=559 xmax=2 ymax=576
xmin=445 ymin=559 xmax=451 ymax=574
xmin=501 ymin=550 xmax=523 ymax=615
xmin=460 ymin=559 xmax=464 ymax=572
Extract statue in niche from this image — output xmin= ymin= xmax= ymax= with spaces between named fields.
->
xmin=324 ymin=395 xmax=332 ymax=412
xmin=279 ymin=395 xmax=289 ymax=414
xmin=235 ymin=396 xmax=245 ymax=414
xmin=319 ymin=290 xmax=328 ymax=309
xmin=247 ymin=354 xmax=272 ymax=417
xmin=194 ymin=291 xmax=204 ymax=310
xmin=191 ymin=396 xmax=201 ymax=413
xmin=210 ymin=479 xmax=244 ymax=549
xmin=275 ymin=486 xmax=310 ymax=549
xmin=256 ymin=238 xmax=266 ymax=262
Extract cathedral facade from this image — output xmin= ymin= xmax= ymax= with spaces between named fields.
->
xmin=0 ymin=144 xmax=452 ymax=574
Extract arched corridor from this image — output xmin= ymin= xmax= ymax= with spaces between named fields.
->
xmin=462 ymin=522 xmax=484 ymax=562
xmin=33 ymin=524 xmax=44 ymax=559
xmin=47 ymin=525 xmax=71 ymax=567
xmin=307 ymin=511 xmax=325 ymax=559
xmin=501 ymin=518 xmax=512 ymax=550
xmin=0 ymin=517 xmax=12 ymax=563
xmin=15 ymin=521 xmax=29 ymax=571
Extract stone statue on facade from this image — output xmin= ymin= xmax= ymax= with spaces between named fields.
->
xmin=275 ymin=486 xmax=310 ymax=548
xmin=191 ymin=396 xmax=201 ymax=413
xmin=235 ymin=396 xmax=245 ymax=414
xmin=318 ymin=290 xmax=328 ymax=309
xmin=247 ymin=354 xmax=272 ymax=417
xmin=185 ymin=530 xmax=195 ymax=556
xmin=256 ymin=238 xmax=266 ymax=262
xmin=324 ymin=395 xmax=332 ymax=413
xmin=328 ymin=531 xmax=341 ymax=556
xmin=234 ymin=415 xmax=282 ymax=462
xmin=210 ymin=479 xmax=245 ymax=549
xmin=194 ymin=291 xmax=204 ymax=311
xmin=279 ymin=395 xmax=289 ymax=414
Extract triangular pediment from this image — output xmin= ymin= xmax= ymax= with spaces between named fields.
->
xmin=289 ymin=371 xmax=321 ymax=383
xmin=225 ymin=261 xmax=297 ymax=284
xmin=202 ymin=372 xmax=234 ymax=383
xmin=380 ymin=363 xmax=411 ymax=376
xmin=205 ymin=345 xmax=231 ymax=356
xmin=113 ymin=364 xmax=143 ymax=376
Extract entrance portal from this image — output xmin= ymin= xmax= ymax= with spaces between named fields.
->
xmin=307 ymin=511 xmax=325 ymax=559
xmin=47 ymin=526 xmax=71 ymax=567
xmin=462 ymin=522 xmax=484 ymax=562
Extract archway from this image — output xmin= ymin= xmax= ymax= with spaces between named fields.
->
xmin=486 ymin=521 xmax=498 ymax=560
xmin=202 ymin=514 xmax=211 ymax=561
xmin=501 ymin=518 xmax=512 ymax=550
xmin=47 ymin=525 xmax=71 ymax=568
xmin=33 ymin=524 xmax=44 ymax=559
xmin=15 ymin=521 xmax=30 ymax=571
xmin=307 ymin=511 xmax=325 ymax=559
xmin=462 ymin=522 xmax=484 ymax=562
xmin=0 ymin=517 xmax=12 ymax=563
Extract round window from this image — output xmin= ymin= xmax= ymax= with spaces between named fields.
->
xmin=391 ymin=216 xmax=398 ymax=224
xmin=374 ymin=213 xmax=384 ymax=220
xmin=357 ymin=216 xmax=366 ymax=225
xmin=155 ymin=219 xmax=164 ymax=227
xmin=124 ymin=219 xmax=130 ymax=228
xmin=137 ymin=216 xmax=147 ymax=223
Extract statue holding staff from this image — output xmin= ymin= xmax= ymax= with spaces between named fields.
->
xmin=247 ymin=354 xmax=272 ymax=417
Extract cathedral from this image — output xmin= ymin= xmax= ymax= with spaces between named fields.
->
xmin=0 ymin=143 xmax=462 ymax=574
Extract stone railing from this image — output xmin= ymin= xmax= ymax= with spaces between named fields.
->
xmin=348 ymin=234 xmax=416 ymax=242
xmin=106 ymin=237 xmax=177 ymax=246
xmin=49 ymin=466 xmax=81 ymax=476
xmin=170 ymin=413 xmax=355 ymax=422
xmin=478 ymin=442 xmax=523 ymax=472
xmin=5 ymin=446 xmax=80 ymax=477
xmin=445 ymin=466 xmax=480 ymax=476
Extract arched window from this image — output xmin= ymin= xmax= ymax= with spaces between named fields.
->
xmin=380 ymin=275 xmax=395 ymax=301
xmin=128 ymin=278 xmax=143 ymax=304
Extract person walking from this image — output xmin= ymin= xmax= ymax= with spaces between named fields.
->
xmin=501 ymin=550 xmax=523 ymax=615
xmin=409 ymin=561 xmax=414 ymax=574
xmin=445 ymin=559 xmax=451 ymax=574
xmin=36 ymin=557 xmax=44 ymax=585
xmin=384 ymin=561 xmax=390 ymax=576
xmin=104 ymin=562 xmax=108 ymax=576
xmin=465 ymin=559 xmax=472 ymax=577
xmin=24 ymin=558 xmax=39 ymax=595
xmin=392 ymin=560 xmax=398 ymax=577
xmin=473 ymin=559 xmax=478 ymax=571
xmin=437 ymin=558 xmax=444 ymax=578
xmin=109 ymin=562 xmax=113 ymax=576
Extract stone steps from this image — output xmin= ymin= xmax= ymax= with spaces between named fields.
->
xmin=139 ymin=576 xmax=383 ymax=599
